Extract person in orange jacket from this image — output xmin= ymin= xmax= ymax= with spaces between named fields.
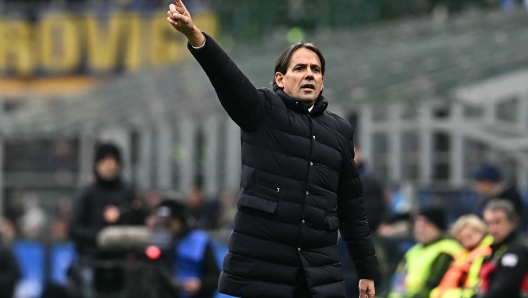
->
xmin=430 ymin=215 xmax=493 ymax=298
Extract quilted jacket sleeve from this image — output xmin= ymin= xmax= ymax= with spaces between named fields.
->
xmin=337 ymin=126 xmax=380 ymax=280
xmin=187 ymin=33 xmax=269 ymax=132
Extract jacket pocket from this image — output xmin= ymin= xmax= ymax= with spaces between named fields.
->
xmin=326 ymin=214 xmax=339 ymax=231
xmin=254 ymin=182 xmax=280 ymax=198
xmin=238 ymin=195 xmax=279 ymax=214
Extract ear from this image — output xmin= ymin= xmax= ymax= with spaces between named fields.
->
xmin=321 ymin=80 xmax=324 ymax=90
xmin=275 ymin=72 xmax=285 ymax=88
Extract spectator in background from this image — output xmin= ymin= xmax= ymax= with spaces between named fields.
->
xmin=0 ymin=219 xmax=16 ymax=244
xmin=389 ymin=207 xmax=460 ymax=298
xmin=216 ymin=190 xmax=238 ymax=230
xmin=185 ymin=186 xmax=220 ymax=230
xmin=477 ymin=200 xmax=528 ymax=298
xmin=471 ymin=164 xmax=523 ymax=220
xmin=431 ymin=215 xmax=493 ymax=298
xmin=0 ymin=232 xmax=20 ymax=298
xmin=18 ymin=194 xmax=47 ymax=239
xmin=156 ymin=199 xmax=220 ymax=298
xmin=69 ymin=143 xmax=136 ymax=298
xmin=144 ymin=190 xmax=164 ymax=227
xmin=354 ymin=147 xmax=386 ymax=233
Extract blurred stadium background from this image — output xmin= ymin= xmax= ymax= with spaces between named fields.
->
xmin=1 ymin=0 xmax=528 ymax=297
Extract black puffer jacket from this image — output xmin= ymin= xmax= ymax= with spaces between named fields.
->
xmin=189 ymin=34 xmax=379 ymax=298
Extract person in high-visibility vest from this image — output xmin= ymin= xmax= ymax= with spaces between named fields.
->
xmin=430 ymin=215 xmax=493 ymax=298
xmin=389 ymin=207 xmax=461 ymax=298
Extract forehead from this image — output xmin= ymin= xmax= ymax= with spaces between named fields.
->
xmin=289 ymin=48 xmax=321 ymax=67
xmin=484 ymin=209 xmax=507 ymax=221
xmin=415 ymin=216 xmax=432 ymax=226
xmin=459 ymin=226 xmax=479 ymax=236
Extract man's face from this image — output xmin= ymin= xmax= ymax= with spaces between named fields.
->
xmin=484 ymin=209 xmax=515 ymax=244
xmin=96 ymin=156 xmax=120 ymax=180
xmin=414 ymin=216 xmax=442 ymax=245
xmin=275 ymin=48 xmax=324 ymax=107
xmin=473 ymin=180 xmax=496 ymax=197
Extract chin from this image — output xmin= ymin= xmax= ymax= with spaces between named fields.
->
xmin=298 ymin=96 xmax=317 ymax=104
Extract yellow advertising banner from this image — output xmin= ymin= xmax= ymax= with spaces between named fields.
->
xmin=0 ymin=10 xmax=218 ymax=77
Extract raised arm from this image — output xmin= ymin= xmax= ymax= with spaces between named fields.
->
xmin=167 ymin=0 xmax=266 ymax=132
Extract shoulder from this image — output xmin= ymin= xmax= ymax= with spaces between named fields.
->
xmin=324 ymin=111 xmax=354 ymax=139
xmin=76 ymin=184 xmax=97 ymax=199
xmin=257 ymin=88 xmax=285 ymax=107
xmin=438 ymin=238 xmax=462 ymax=253
xmin=508 ymin=235 xmax=528 ymax=253
xmin=499 ymin=241 xmax=527 ymax=268
xmin=118 ymin=181 xmax=135 ymax=194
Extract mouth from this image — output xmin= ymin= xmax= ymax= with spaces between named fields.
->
xmin=300 ymin=84 xmax=315 ymax=92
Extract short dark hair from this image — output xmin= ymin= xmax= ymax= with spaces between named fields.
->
xmin=271 ymin=42 xmax=326 ymax=92
xmin=484 ymin=199 xmax=518 ymax=223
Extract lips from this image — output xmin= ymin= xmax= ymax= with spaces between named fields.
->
xmin=301 ymin=84 xmax=315 ymax=91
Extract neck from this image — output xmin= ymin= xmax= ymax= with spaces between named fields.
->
xmin=95 ymin=174 xmax=120 ymax=188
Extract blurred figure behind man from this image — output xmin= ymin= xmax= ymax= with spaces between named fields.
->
xmin=472 ymin=164 xmax=523 ymax=219
xmin=431 ymin=215 xmax=492 ymax=298
xmin=389 ymin=207 xmax=460 ymax=298
xmin=156 ymin=199 xmax=220 ymax=298
xmin=69 ymin=143 xmax=136 ymax=298
xmin=477 ymin=200 xmax=528 ymax=298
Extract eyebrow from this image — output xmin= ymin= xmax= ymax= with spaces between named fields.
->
xmin=293 ymin=63 xmax=321 ymax=69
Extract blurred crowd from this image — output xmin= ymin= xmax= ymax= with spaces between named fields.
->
xmin=338 ymin=147 xmax=528 ymax=298
xmin=0 ymin=142 xmax=526 ymax=297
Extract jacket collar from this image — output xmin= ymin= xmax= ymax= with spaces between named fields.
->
xmin=276 ymin=89 xmax=328 ymax=116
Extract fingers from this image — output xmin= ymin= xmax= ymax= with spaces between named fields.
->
xmin=166 ymin=13 xmax=191 ymax=28
xmin=169 ymin=4 xmax=178 ymax=14
xmin=359 ymin=286 xmax=366 ymax=297
xmin=174 ymin=0 xmax=187 ymax=14
xmin=174 ymin=0 xmax=186 ymax=10
xmin=172 ymin=13 xmax=191 ymax=25
xmin=167 ymin=16 xmax=177 ymax=26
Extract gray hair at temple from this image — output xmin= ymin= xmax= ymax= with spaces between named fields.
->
xmin=484 ymin=199 xmax=518 ymax=223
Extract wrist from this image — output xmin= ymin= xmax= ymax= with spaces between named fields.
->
xmin=186 ymin=27 xmax=205 ymax=47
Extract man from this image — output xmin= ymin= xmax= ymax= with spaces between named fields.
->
xmin=472 ymin=164 xmax=523 ymax=219
xmin=389 ymin=207 xmax=460 ymax=298
xmin=69 ymin=143 xmax=136 ymax=297
xmin=167 ymin=1 xmax=379 ymax=297
xmin=477 ymin=200 xmax=528 ymax=298
xmin=354 ymin=147 xmax=386 ymax=233
xmin=156 ymin=199 xmax=220 ymax=298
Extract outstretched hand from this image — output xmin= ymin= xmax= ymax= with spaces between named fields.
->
xmin=166 ymin=0 xmax=205 ymax=47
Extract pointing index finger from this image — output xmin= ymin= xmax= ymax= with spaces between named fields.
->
xmin=174 ymin=0 xmax=187 ymax=12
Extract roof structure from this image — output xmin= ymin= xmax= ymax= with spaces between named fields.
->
xmin=7 ymin=8 xmax=528 ymax=136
